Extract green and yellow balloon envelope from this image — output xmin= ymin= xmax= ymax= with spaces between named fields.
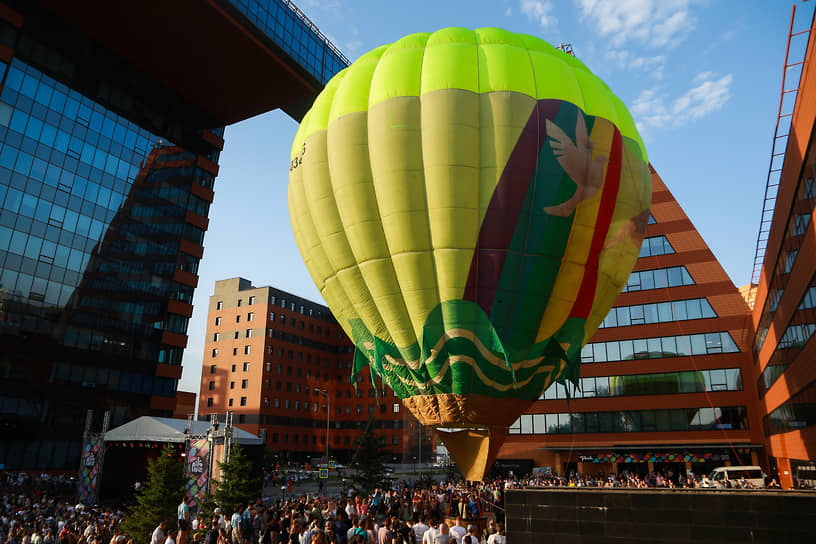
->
xmin=288 ymin=28 xmax=651 ymax=480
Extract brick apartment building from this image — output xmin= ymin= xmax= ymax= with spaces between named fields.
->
xmin=198 ymin=277 xmax=432 ymax=464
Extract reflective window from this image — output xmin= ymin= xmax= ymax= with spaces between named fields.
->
xmin=599 ymin=298 xmax=716 ymax=328
xmin=510 ymin=406 xmax=749 ymax=434
xmin=764 ymin=379 xmax=816 ymax=435
xmin=581 ymin=331 xmax=739 ymax=363
xmin=226 ymin=0 xmax=349 ymax=84
xmin=541 ymin=368 xmax=743 ymax=400
xmin=758 ymin=274 xmax=816 ymax=397
xmin=621 ymin=266 xmax=695 ymax=293
xmin=638 ymin=236 xmax=675 ymax=258
xmin=754 ymin=160 xmax=816 ymax=353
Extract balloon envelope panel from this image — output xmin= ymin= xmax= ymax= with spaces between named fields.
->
xmin=288 ymin=28 xmax=650 ymax=428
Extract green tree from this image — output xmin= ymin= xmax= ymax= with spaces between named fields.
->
xmin=122 ymin=445 xmax=185 ymax=543
xmin=212 ymin=443 xmax=261 ymax=515
xmin=348 ymin=418 xmax=390 ymax=494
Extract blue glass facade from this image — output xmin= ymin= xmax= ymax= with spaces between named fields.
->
xmin=0 ymin=16 xmax=220 ymax=468
xmin=227 ymin=0 xmax=349 ymax=84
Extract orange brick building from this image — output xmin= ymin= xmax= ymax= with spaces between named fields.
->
xmin=198 ymin=278 xmax=432 ymax=464
xmin=499 ymin=169 xmax=765 ymax=480
xmin=751 ymin=8 xmax=816 ymax=490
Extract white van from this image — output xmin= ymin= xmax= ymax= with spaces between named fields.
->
xmin=708 ymin=466 xmax=765 ymax=488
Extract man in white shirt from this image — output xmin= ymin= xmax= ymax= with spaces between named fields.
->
xmin=448 ymin=517 xmax=466 ymax=544
xmin=150 ymin=521 xmax=168 ymax=544
xmin=421 ymin=521 xmax=440 ymax=544
xmin=412 ymin=517 xmax=429 ymax=544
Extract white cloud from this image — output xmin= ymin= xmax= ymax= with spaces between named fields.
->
xmin=575 ymin=0 xmax=696 ymax=48
xmin=632 ymin=72 xmax=733 ymax=130
xmin=521 ymin=0 xmax=557 ymax=29
xmin=605 ymin=49 xmax=667 ymax=76
xmin=506 ymin=7 xmax=513 ymax=16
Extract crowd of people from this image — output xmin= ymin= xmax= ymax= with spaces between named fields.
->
xmin=502 ymin=469 xmax=782 ymax=489
xmin=3 ymin=465 xmax=789 ymax=544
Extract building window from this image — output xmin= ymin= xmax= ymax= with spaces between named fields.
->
xmin=599 ymin=298 xmax=717 ymax=329
xmin=236 ymin=315 xmax=241 ymax=323
xmin=271 ymin=295 xmax=276 ymax=304
xmin=240 ymin=397 xmax=247 ymax=406
xmin=244 ymin=345 xmax=251 ymax=355
xmin=509 ymin=406 xmax=749 ymax=435
xmin=280 ymin=315 xmax=286 ymax=325
xmin=208 ymin=381 xmax=215 ymax=390
xmin=244 ymin=362 xmax=250 ymax=372
xmin=392 ymin=436 xmax=399 ymax=445
xmin=264 ymin=397 xmax=270 ymax=407
xmin=210 ymin=364 xmax=217 ymax=374
xmin=638 ymin=235 xmax=675 ymax=257
xmin=393 ymin=403 xmax=400 ymax=413
xmin=234 ymin=331 xmax=239 ymax=339
xmin=217 ymin=301 xmax=223 ymax=310
xmin=580 ymin=331 xmax=740 ymax=363
xmin=276 ymin=382 xmax=282 ymax=391
xmin=215 ymin=316 xmax=222 ymax=326
xmin=211 ymin=349 xmax=218 ymax=357
xmin=248 ymin=312 xmax=254 ymax=322
xmin=230 ymin=381 xmax=235 ymax=389
xmin=233 ymin=348 xmax=238 ymax=356
xmin=285 ymin=399 xmax=291 ymax=409
xmin=299 ymin=305 xmax=304 ymax=314
xmin=280 ymin=298 xmax=286 ymax=308
xmin=237 ymin=299 xmax=243 ymax=307
xmin=207 ymin=398 xmax=213 ymax=407
xmin=292 ymin=318 xmax=297 ymax=328
xmin=286 ymin=383 xmax=292 ymax=392
xmin=242 ymin=379 xmax=248 ymax=389
xmin=295 ymin=401 xmax=300 ymax=410
xmin=249 ymin=296 xmax=256 ymax=305
xmin=274 ymin=398 xmax=280 ymax=408
xmin=246 ymin=329 xmax=252 ymax=338
xmin=231 ymin=364 xmax=236 ymax=372
xmin=269 ymin=312 xmax=275 ymax=321
xmin=228 ymin=398 xmax=234 ymax=407
xmin=540 ymin=368 xmax=743 ymax=400
xmin=622 ymin=266 xmax=695 ymax=293
xmin=213 ymin=332 xmax=220 ymax=341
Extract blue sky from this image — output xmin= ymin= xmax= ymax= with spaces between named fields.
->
xmin=178 ymin=0 xmax=815 ymax=393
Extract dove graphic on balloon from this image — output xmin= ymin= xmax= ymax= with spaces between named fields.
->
xmin=287 ymin=28 xmax=651 ymax=480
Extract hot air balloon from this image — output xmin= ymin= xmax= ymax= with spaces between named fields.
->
xmin=288 ymin=28 xmax=651 ymax=480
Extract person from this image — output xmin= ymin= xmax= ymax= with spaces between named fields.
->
xmin=448 ymin=518 xmax=465 ymax=544
xmin=205 ymin=522 xmax=219 ymax=544
xmin=178 ymin=497 xmax=191 ymax=544
xmin=166 ymin=530 xmax=178 ymax=544
xmin=412 ymin=517 xmax=429 ymax=544
xmin=464 ymin=526 xmax=478 ymax=544
xmin=420 ymin=522 xmax=438 ymax=544
xmin=151 ymin=522 xmax=168 ymax=544
xmin=376 ymin=517 xmax=393 ymax=544
xmin=485 ymin=524 xmax=504 ymax=544
xmin=431 ymin=523 xmax=449 ymax=544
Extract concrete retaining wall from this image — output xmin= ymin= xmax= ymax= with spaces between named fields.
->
xmin=505 ymin=488 xmax=816 ymax=543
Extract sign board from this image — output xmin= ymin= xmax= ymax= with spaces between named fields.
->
xmin=319 ymin=468 xmax=329 ymax=479
xmin=328 ymin=460 xmax=336 ymax=470
xmin=321 ymin=456 xmax=328 ymax=464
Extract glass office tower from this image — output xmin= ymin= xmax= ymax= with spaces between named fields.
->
xmin=0 ymin=0 xmax=347 ymax=469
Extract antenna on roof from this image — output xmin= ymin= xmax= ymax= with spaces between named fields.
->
xmin=557 ymin=42 xmax=575 ymax=56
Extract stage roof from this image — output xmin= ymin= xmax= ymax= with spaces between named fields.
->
xmin=104 ymin=416 xmax=264 ymax=445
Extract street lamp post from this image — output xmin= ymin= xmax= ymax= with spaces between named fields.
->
xmin=318 ymin=388 xmax=331 ymax=497
xmin=319 ymin=388 xmax=330 ymax=462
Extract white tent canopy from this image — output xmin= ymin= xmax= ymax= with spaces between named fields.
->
xmin=104 ymin=415 xmax=264 ymax=445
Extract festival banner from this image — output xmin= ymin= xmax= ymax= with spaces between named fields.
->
xmin=78 ymin=436 xmax=103 ymax=505
xmin=185 ymin=438 xmax=210 ymax=511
